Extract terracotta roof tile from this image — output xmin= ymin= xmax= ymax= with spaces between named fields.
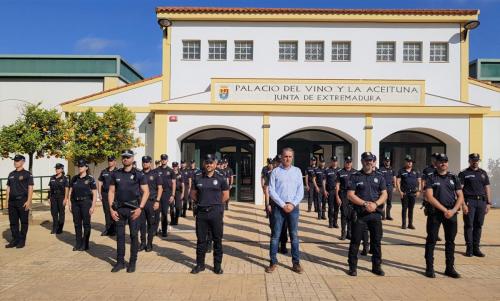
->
xmin=156 ymin=6 xmax=479 ymax=16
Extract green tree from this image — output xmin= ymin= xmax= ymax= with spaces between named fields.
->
xmin=64 ymin=104 xmax=141 ymax=168
xmin=0 ymin=103 xmax=66 ymax=172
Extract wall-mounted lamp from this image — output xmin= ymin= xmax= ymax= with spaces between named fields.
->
xmin=463 ymin=20 xmax=480 ymax=40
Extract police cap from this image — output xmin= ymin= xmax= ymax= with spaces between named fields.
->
xmin=172 ymin=161 xmax=179 ymax=167
xmin=436 ymin=153 xmax=448 ymax=162
xmin=190 ymin=159 xmax=196 ymax=164
xmin=267 ymin=158 xmax=273 ymax=164
xmin=160 ymin=154 xmax=168 ymax=160
xmin=384 ymin=156 xmax=391 ymax=161
xmin=204 ymin=154 xmax=216 ymax=163
xmin=469 ymin=153 xmax=480 ymax=161
xmin=404 ymin=155 xmax=414 ymax=162
xmin=77 ymin=159 xmax=88 ymax=167
xmin=13 ymin=154 xmax=25 ymax=161
xmin=142 ymin=155 xmax=152 ymax=163
xmin=107 ymin=155 xmax=116 ymax=162
xmin=121 ymin=149 xmax=134 ymax=158
xmin=55 ymin=163 xmax=64 ymax=169
xmin=331 ymin=155 xmax=338 ymax=161
xmin=345 ymin=156 xmax=352 ymax=162
xmin=361 ymin=152 xmax=375 ymax=161
xmin=310 ymin=157 xmax=317 ymax=162
xmin=181 ymin=160 xmax=186 ymax=164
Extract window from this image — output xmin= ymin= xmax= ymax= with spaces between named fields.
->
xmin=279 ymin=41 xmax=298 ymax=61
xmin=305 ymin=41 xmax=324 ymax=61
xmin=430 ymin=42 xmax=448 ymax=62
xmin=403 ymin=42 xmax=422 ymax=62
xmin=376 ymin=42 xmax=396 ymax=62
xmin=182 ymin=40 xmax=201 ymax=60
xmin=331 ymin=41 xmax=351 ymax=61
xmin=234 ymin=41 xmax=253 ymax=61
xmin=208 ymin=40 xmax=227 ymax=60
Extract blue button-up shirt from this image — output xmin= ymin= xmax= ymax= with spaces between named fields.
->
xmin=269 ymin=164 xmax=304 ymax=208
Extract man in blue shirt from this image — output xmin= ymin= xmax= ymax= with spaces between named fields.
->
xmin=266 ymin=147 xmax=304 ymax=274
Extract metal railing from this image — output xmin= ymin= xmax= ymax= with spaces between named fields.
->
xmin=0 ymin=175 xmax=65 ymax=210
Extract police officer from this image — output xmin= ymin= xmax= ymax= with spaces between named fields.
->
xmin=378 ymin=156 xmax=396 ymax=220
xmin=397 ymin=155 xmax=421 ymax=229
xmin=108 ymin=150 xmax=149 ymax=273
xmin=336 ymin=156 xmax=355 ymax=240
xmin=48 ymin=163 xmax=69 ymax=234
xmin=422 ymin=153 xmax=443 ymax=241
xmin=223 ymin=159 xmax=234 ymax=211
xmin=171 ymin=162 xmax=185 ymax=225
xmin=140 ymin=155 xmax=163 ymax=252
xmin=347 ymin=152 xmax=387 ymax=276
xmin=305 ymin=157 xmax=318 ymax=212
xmin=323 ymin=156 xmax=340 ymax=228
xmin=313 ymin=157 xmax=327 ymax=220
xmin=156 ymin=154 xmax=176 ymax=237
xmin=98 ymin=156 xmax=117 ymax=236
xmin=5 ymin=155 xmax=34 ymax=249
xmin=180 ymin=160 xmax=190 ymax=217
xmin=190 ymin=154 xmax=230 ymax=274
xmin=68 ymin=159 xmax=97 ymax=251
xmin=424 ymin=153 xmax=463 ymax=278
xmin=262 ymin=158 xmax=274 ymax=219
xmin=459 ymin=153 xmax=492 ymax=257
xmin=187 ymin=160 xmax=200 ymax=210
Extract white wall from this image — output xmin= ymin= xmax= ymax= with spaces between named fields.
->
xmin=170 ymin=22 xmax=461 ymax=102
xmin=0 ymin=78 xmax=103 ymax=179
xmin=483 ymin=117 xmax=500 ymax=206
xmin=81 ymin=80 xmax=162 ymax=107
xmin=165 ymin=112 xmax=264 ymax=204
xmin=469 ymin=83 xmax=500 ymax=110
xmin=372 ymin=115 xmax=469 ymax=172
xmin=269 ymin=114 xmax=364 ymax=169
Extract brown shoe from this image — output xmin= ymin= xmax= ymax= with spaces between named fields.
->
xmin=265 ymin=264 xmax=277 ymax=273
xmin=292 ymin=263 xmax=304 ymax=274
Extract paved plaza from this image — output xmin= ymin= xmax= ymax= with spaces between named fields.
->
xmin=1 ymin=201 xmax=499 ymax=301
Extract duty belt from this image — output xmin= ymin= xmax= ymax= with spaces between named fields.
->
xmin=197 ymin=205 xmax=222 ymax=212
xmin=74 ymin=196 xmax=91 ymax=201
xmin=465 ymin=195 xmax=484 ymax=200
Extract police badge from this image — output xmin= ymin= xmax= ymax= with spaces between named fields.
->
xmin=213 ymin=179 xmax=218 ymax=185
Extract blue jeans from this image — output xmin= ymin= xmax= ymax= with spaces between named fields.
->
xmin=270 ymin=204 xmax=300 ymax=265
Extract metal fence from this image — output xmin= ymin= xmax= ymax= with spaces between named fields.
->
xmin=0 ymin=175 xmax=64 ymax=210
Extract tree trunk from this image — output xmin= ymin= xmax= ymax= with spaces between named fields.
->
xmin=28 ymin=152 xmax=34 ymax=173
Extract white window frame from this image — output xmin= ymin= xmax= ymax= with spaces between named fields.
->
xmin=279 ymin=41 xmax=298 ymax=62
xmin=430 ymin=42 xmax=449 ymax=63
xmin=403 ymin=42 xmax=423 ymax=63
xmin=234 ymin=40 xmax=253 ymax=61
xmin=182 ymin=40 xmax=201 ymax=60
xmin=331 ymin=41 xmax=351 ymax=62
xmin=208 ymin=40 xmax=227 ymax=61
xmin=305 ymin=41 xmax=324 ymax=62
xmin=376 ymin=41 xmax=396 ymax=62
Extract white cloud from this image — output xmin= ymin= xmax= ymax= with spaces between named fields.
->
xmin=75 ymin=37 xmax=124 ymax=52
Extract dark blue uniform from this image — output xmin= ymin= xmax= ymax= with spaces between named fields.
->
xmin=181 ymin=168 xmax=191 ymax=216
xmin=70 ymin=174 xmax=96 ymax=250
xmin=378 ymin=166 xmax=395 ymax=219
xmin=305 ymin=165 xmax=318 ymax=212
xmin=138 ymin=169 xmax=162 ymax=251
xmin=98 ymin=167 xmax=117 ymax=235
xmin=459 ymin=167 xmax=490 ymax=254
xmin=110 ymin=168 xmax=147 ymax=265
xmin=187 ymin=167 xmax=201 ymax=210
xmin=397 ymin=168 xmax=421 ymax=228
xmin=313 ymin=167 xmax=327 ymax=219
xmin=337 ymin=168 xmax=356 ymax=239
xmin=7 ymin=169 xmax=34 ymax=247
xmin=325 ymin=167 xmax=340 ymax=227
xmin=424 ymin=171 xmax=462 ymax=274
xmin=48 ymin=174 xmax=69 ymax=233
xmin=347 ymin=170 xmax=386 ymax=272
xmin=156 ymin=166 xmax=174 ymax=236
xmin=192 ymin=171 xmax=229 ymax=270
xmin=171 ymin=170 xmax=184 ymax=225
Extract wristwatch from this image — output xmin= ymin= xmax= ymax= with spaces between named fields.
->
xmin=363 ymin=201 xmax=368 ymax=208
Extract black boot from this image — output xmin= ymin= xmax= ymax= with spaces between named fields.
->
xmin=182 ymin=208 xmax=187 ymax=218
xmin=340 ymin=230 xmax=346 ymax=240
xmin=328 ymin=219 xmax=333 ymax=228
xmin=473 ymin=247 xmax=485 ymax=257
xmin=111 ymin=261 xmax=126 ymax=273
xmin=56 ymin=223 xmax=64 ymax=234
xmin=127 ymin=261 xmax=136 ymax=273
xmin=51 ymin=225 xmax=57 ymax=234
xmin=425 ymin=263 xmax=435 ymax=278
xmin=321 ymin=212 xmax=327 ymax=220
xmin=360 ymin=247 xmax=368 ymax=256
xmin=445 ymin=266 xmax=461 ymax=278
xmin=214 ymin=264 xmax=223 ymax=275
xmin=83 ymin=230 xmax=90 ymax=251
xmin=465 ymin=245 xmax=473 ymax=257
xmin=5 ymin=240 xmax=18 ymax=248
xmin=73 ymin=236 xmax=83 ymax=251
xmin=347 ymin=266 xmax=357 ymax=276
xmin=371 ymin=264 xmax=385 ymax=276
xmin=139 ymin=241 xmax=146 ymax=252
xmin=191 ymin=265 xmax=205 ymax=274
xmin=170 ymin=212 xmax=177 ymax=226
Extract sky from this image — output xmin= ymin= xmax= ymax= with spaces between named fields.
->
xmin=1 ymin=0 xmax=499 ymax=78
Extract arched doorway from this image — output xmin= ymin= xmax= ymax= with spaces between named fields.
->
xmin=181 ymin=128 xmax=255 ymax=202
xmin=379 ymin=131 xmax=446 ymax=171
xmin=278 ymin=129 xmax=352 ymax=173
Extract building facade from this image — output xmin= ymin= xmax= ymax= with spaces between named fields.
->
xmin=61 ymin=7 xmax=500 ymax=205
